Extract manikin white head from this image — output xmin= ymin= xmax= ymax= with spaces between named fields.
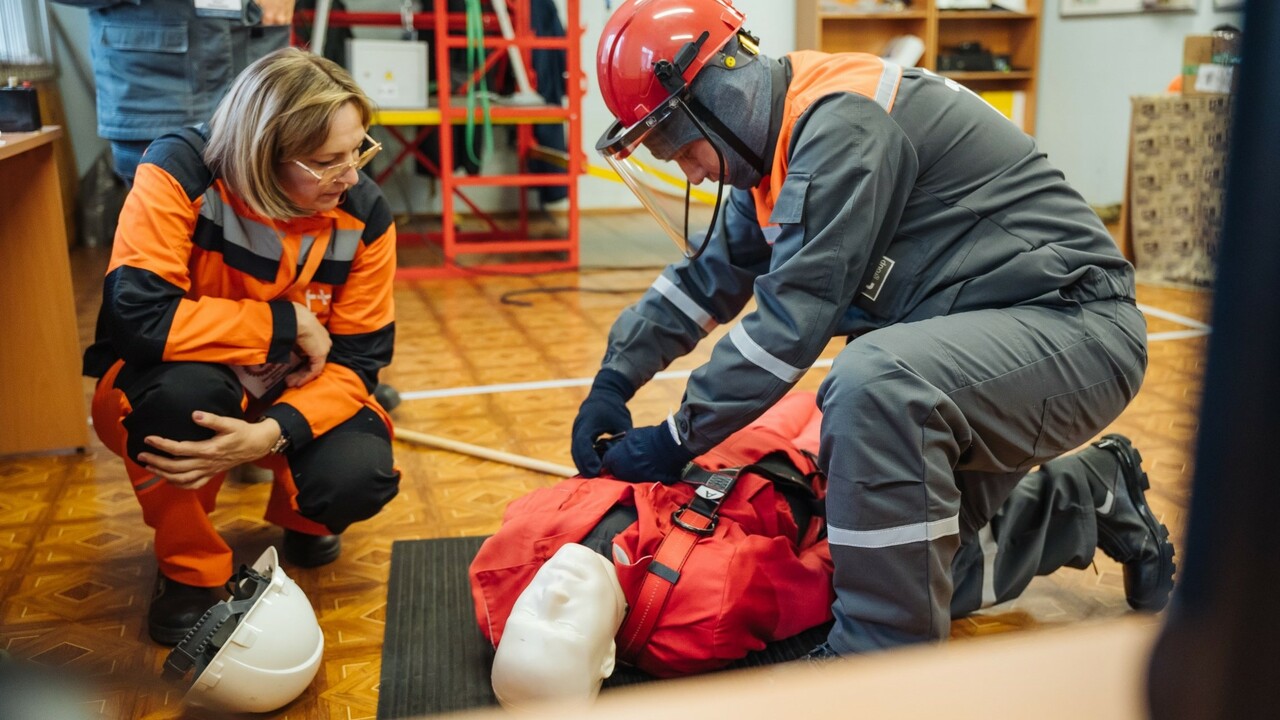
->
xmin=490 ymin=543 xmax=628 ymax=709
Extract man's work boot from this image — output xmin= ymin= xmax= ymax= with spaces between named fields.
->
xmin=282 ymin=529 xmax=342 ymax=568
xmin=148 ymin=572 xmax=222 ymax=646
xmin=1090 ymin=434 xmax=1177 ymax=612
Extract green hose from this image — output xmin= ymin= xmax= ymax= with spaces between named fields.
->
xmin=464 ymin=0 xmax=495 ymax=168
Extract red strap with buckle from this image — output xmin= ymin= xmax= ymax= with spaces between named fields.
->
xmin=616 ymin=465 xmax=739 ymax=665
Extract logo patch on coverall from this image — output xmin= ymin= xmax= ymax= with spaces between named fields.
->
xmin=860 ymin=256 xmax=896 ymax=302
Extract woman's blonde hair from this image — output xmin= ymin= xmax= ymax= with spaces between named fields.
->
xmin=205 ymin=47 xmax=375 ymax=219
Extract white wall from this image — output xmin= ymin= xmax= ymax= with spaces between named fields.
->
xmin=1036 ymin=0 xmax=1243 ymax=205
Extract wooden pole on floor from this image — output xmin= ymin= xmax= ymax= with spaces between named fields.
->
xmin=394 ymin=428 xmax=576 ymax=478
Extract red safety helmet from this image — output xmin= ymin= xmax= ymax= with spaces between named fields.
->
xmin=595 ymin=0 xmax=755 ymax=260
xmin=597 ymin=0 xmax=747 ymax=128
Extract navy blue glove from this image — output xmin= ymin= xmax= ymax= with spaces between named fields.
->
xmin=571 ymin=369 xmax=636 ymax=477
xmin=600 ymin=422 xmax=696 ymax=485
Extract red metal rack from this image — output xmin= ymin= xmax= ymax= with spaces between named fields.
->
xmin=295 ymin=1 xmax=584 ymax=280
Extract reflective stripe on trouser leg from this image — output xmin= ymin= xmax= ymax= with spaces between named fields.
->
xmin=949 ymin=469 xmax=1030 ymax=614
xmin=817 ymin=348 xmax=966 ymax=654
xmin=90 ymin=360 xmax=236 ymax=587
xmin=951 ymin=456 xmax=1099 ymax=617
xmin=818 ymin=301 xmax=1145 ymax=650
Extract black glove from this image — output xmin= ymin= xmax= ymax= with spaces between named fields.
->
xmin=571 ymin=368 xmax=636 ymax=477
xmin=600 ymin=423 xmax=696 ymax=485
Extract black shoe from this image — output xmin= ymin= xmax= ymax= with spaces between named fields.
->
xmin=282 ymin=529 xmax=342 ymax=568
xmin=1090 ymin=434 xmax=1177 ymax=612
xmin=148 ymin=573 xmax=222 ymax=646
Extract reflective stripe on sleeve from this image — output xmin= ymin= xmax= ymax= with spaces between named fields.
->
xmin=827 ymin=514 xmax=960 ymax=549
xmin=653 ymin=275 xmax=716 ymax=331
xmin=665 ymin=414 xmax=682 ymax=445
xmin=728 ymin=324 xmax=806 ymax=383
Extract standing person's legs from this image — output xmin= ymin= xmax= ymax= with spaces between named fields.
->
xmin=108 ymin=139 xmax=152 ymax=186
xmin=816 ymin=299 xmax=1147 ymax=655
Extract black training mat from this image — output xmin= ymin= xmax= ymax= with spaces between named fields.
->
xmin=377 ymin=536 xmax=832 ymax=719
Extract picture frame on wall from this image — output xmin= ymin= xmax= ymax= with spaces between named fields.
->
xmin=1061 ymin=0 xmax=1197 ymax=16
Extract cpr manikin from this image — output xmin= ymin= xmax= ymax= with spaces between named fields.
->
xmin=477 ymin=390 xmax=1174 ymax=706
xmin=490 ymin=543 xmax=627 ymax=709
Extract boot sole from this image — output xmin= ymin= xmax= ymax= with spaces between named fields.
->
xmin=1102 ymin=434 xmax=1177 ymax=612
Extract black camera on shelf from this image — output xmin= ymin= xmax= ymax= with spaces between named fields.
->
xmin=937 ymin=42 xmax=1012 ymax=72
xmin=0 ymin=78 xmax=41 ymax=133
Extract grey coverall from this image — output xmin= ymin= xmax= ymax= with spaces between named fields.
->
xmin=598 ymin=60 xmax=1147 ymax=654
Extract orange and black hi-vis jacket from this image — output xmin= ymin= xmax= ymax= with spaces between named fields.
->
xmin=83 ymin=125 xmax=397 ymax=448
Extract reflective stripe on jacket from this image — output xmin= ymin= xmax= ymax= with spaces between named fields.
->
xmin=83 ymin=126 xmax=397 ymax=450
xmin=598 ymin=52 xmax=1133 ymax=455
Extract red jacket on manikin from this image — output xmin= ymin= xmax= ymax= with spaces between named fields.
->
xmin=468 ymin=392 xmax=835 ymax=677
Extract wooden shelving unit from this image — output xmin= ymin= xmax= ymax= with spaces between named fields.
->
xmin=796 ymin=0 xmax=1041 ymax=133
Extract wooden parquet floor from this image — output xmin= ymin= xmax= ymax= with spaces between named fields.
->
xmin=0 ymin=235 xmax=1209 ymax=719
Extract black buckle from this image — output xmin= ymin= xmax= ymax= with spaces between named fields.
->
xmin=671 ymin=506 xmax=717 ymax=535
xmin=670 ymin=466 xmax=739 ymax=536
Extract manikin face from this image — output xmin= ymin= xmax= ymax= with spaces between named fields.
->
xmin=670 ymin=138 xmax=725 ymax=186
xmin=277 ymin=102 xmax=366 ymax=214
xmin=490 ymin=543 xmax=627 ymax=709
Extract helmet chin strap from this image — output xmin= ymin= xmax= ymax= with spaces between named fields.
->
xmin=654 ymin=32 xmax=767 ymax=180
xmin=162 ymin=565 xmax=272 ymax=683
xmin=679 ymin=105 xmax=727 ymax=262
xmin=648 ymin=30 xmax=767 ymax=259
xmin=683 ymin=94 xmax=766 ymax=180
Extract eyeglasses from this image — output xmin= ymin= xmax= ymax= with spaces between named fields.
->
xmin=292 ymin=132 xmax=382 ymax=185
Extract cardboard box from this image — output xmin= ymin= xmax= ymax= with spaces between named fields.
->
xmin=1182 ymin=31 xmax=1242 ymax=96
xmin=1124 ymin=94 xmax=1232 ymax=287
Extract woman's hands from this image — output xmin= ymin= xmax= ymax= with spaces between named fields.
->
xmin=138 ymin=413 xmax=283 ymax=490
xmin=288 ymin=301 xmax=331 ymax=388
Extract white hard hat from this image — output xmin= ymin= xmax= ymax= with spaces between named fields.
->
xmin=162 ymin=547 xmax=324 ymax=714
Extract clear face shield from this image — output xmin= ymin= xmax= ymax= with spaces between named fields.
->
xmin=596 ymin=96 xmax=726 ymax=261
